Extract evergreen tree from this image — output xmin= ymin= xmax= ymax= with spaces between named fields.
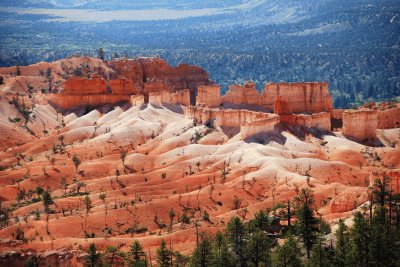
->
xmin=156 ymin=239 xmax=171 ymax=267
xmin=294 ymin=188 xmax=318 ymax=259
xmin=42 ymin=191 xmax=53 ymax=213
xmin=127 ymin=240 xmax=147 ymax=267
xmin=309 ymin=234 xmax=335 ymax=267
xmin=245 ymin=229 xmax=275 ymax=267
xmin=226 ymin=217 xmax=246 ymax=266
xmin=189 ymin=233 xmax=214 ymax=267
xmin=347 ymin=212 xmax=370 ymax=267
xmin=272 ymin=233 xmax=303 ymax=267
xmin=86 ymin=243 xmax=101 ymax=267
xmin=211 ymin=231 xmax=234 ymax=267
xmin=334 ymin=219 xmax=348 ymax=267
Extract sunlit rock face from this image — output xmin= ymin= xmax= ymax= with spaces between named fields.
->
xmin=342 ymin=109 xmax=378 ymax=142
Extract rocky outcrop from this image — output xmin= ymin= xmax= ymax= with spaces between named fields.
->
xmin=330 ymin=191 xmax=368 ymax=214
xmin=186 ymin=106 xmax=279 ymax=138
xmin=263 ymin=82 xmax=332 ymax=113
xmin=222 ymin=82 xmax=263 ymax=108
xmin=144 ymin=79 xmax=174 ymax=94
xmin=342 ymin=109 xmax=378 ymax=142
xmin=274 ymin=96 xmax=292 ymax=115
xmin=130 ymin=95 xmax=145 ymax=106
xmin=377 ymin=106 xmax=400 ymax=129
xmin=109 ymin=78 xmax=141 ymax=95
xmin=241 ymin=115 xmax=280 ymax=139
xmin=280 ymin=112 xmax=331 ymax=132
xmin=32 ymin=93 xmax=131 ymax=111
xmin=108 ymin=57 xmax=212 ymax=103
xmin=196 ymin=85 xmax=222 ymax=108
xmin=149 ymin=89 xmax=190 ymax=107
xmin=64 ymin=77 xmax=106 ymax=95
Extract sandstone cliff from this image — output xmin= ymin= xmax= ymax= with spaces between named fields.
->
xmin=108 ymin=57 xmax=212 ymax=103
xmin=196 ymin=85 xmax=222 ymax=108
xmin=263 ymin=82 xmax=332 ymax=113
xmin=342 ymin=109 xmax=378 ymax=142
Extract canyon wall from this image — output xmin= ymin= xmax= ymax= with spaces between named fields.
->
xmin=342 ymin=110 xmax=378 ymax=142
xmin=201 ymin=81 xmax=333 ymax=114
xmin=63 ymin=77 xmax=106 ymax=95
xmin=280 ymin=112 xmax=331 ymax=132
xmin=31 ymin=93 xmax=131 ymax=111
xmin=109 ymin=78 xmax=141 ymax=95
xmin=241 ymin=115 xmax=280 ymax=139
xmin=222 ymin=82 xmax=263 ymax=108
xmin=263 ymin=82 xmax=332 ymax=113
xmin=196 ymin=85 xmax=222 ymax=108
xmin=274 ymin=96 xmax=292 ymax=115
xmin=149 ymin=89 xmax=190 ymax=107
xmin=108 ymin=57 xmax=212 ymax=103
xmin=186 ymin=107 xmax=280 ymax=138
xmin=377 ymin=106 xmax=400 ymax=129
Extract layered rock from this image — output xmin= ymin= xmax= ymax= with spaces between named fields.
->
xmin=108 ymin=57 xmax=212 ymax=103
xmin=280 ymin=112 xmax=331 ymax=132
xmin=196 ymin=85 xmax=222 ymax=108
xmin=342 ymin=109 xmax=378 ymax=142
xmin=186 ymin=106 xmax=279 ymax=138
xmin=130 ymin=95 xmax=145 ymax=106
xmin=109 ymin=78 xmax=141 ymax=95
xmin=273 ymin=96 xmax=292 ymax=115
xmin=149 ymin=89 xmax=190 ymax=107
xmin=63 ymin=77 xmax=106 ymax=95
xmin=222 ymin=82 xmax=263 ymax=108
xmin=262 ymin=82 xmax=332 ymax=113
xmin=377 ymin=106 xmax=400 ymax=129
xmin=241 ymin=115 xmax=280 ymax=139
xmin=40 ymin=94 xmax=131 ymax=111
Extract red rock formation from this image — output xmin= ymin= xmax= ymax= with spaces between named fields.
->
xmin=274 ymin=96 xmax=292 ymax=115
xmin=63 ymin=77 xmax=106 ymax=95
xmin=37 ymin=94 xmax=131 ymax=111
xmin=330 ymin=191 xmax=368 ymax=214
xmin=222 ymin=82 xmax=263 ymax=107
xmin=196 ymin=85 xmax=222 ymax=108
xmin=263 ymin=82 xmax=332 ymax=113
xmin=108 ymin=57 xmax=212 ymax=103
xmin=186 ymin=106 xmax=279 ymax=138
xmin=241 ymin=115 xmax=280 ymax=139
xmin=377 ymin=106 xmax=400 ymax=129
xmin=109 ymin=78 xmax=141 ymax=95
xmin=342 ymin=109 xmax=378 ymax=142
xmin=280 ymin=112 xmax=331 ymax=132
xmin=131 ymin=95 xmax=145 ymax=106
xmin=144 ymin=79 xmax=174 ymax=94
xmin=149 ymin=89 xmax=190 ymax=107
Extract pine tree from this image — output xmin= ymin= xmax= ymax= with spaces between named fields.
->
xmin=86 ymin=243 xmax=101 ymax=267
xmin=272 ymin=233 xmax=303 ymax=267
xmin=127 ymin=240 xmax=147 ymax=267
xmin=189 ymin=233 xmax=214 ymax=267
xmin=156 ymin=239 xmax=171 ymax=267
xmin=211 ymin=231 xmax=234 ymax=267
xmin=347 ymin=212 xmax=370 ymax=266
xmin=245 ymin=229 xmax=275 ymax=267
xmin=309 ymin=234 xmax=334 ymax=267
xmin=226 ymin=217 xmax=246 ymax=266
xmin=294 ymin=188 xmax=318 ymax=259
xmin=334 ymin=219 xmax=348 ymax=267
xmin=42 ymin=191 xmax=53 ymax=214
